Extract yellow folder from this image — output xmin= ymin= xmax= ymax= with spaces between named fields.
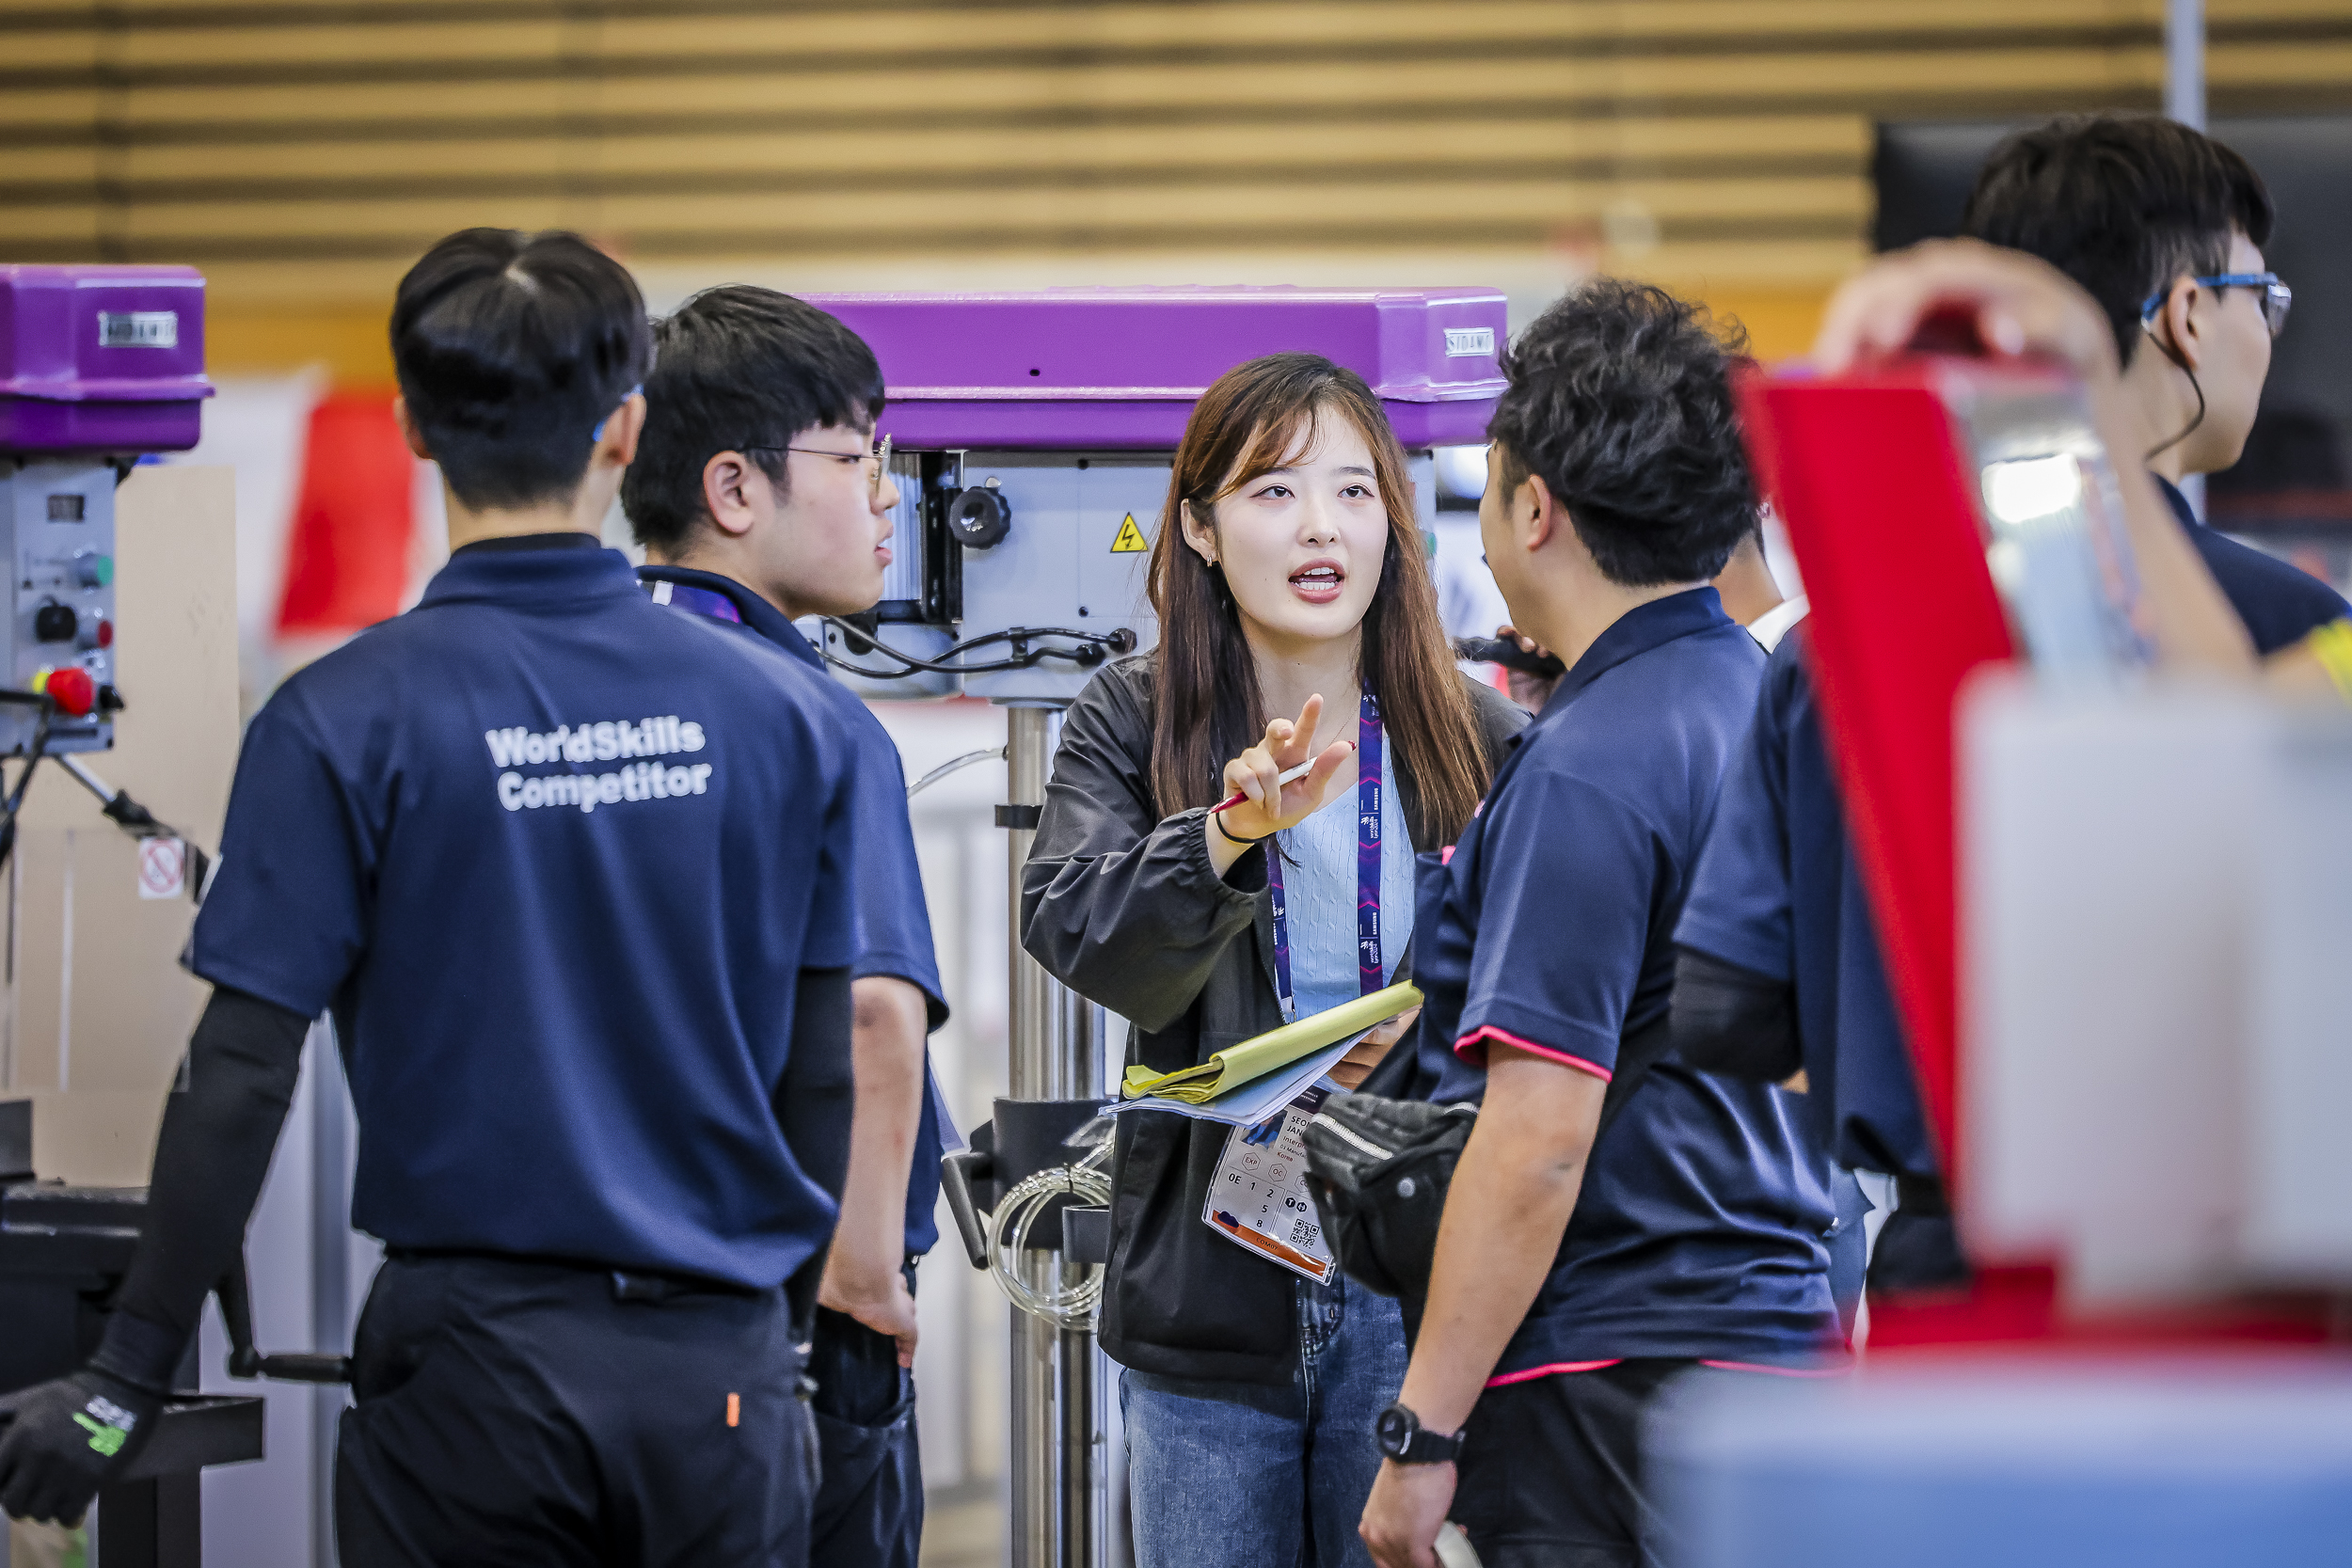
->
xmin=1120 ymin=983 xmax=1422 ymax=1104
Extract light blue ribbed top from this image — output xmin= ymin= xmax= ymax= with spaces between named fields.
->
xmin=1274 ymin=741 xmax=1415 ymax=1022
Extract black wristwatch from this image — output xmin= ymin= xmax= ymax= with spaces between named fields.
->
xmin=1375 ymin=1401 xmax=1464 ymax=1465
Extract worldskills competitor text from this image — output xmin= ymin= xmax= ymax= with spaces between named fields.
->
xmin=485 ymin=716 xmax=712 ymax=815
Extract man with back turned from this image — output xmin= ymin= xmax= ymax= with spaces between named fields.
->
xmin=0 ymin=230 xmax=882 ymax=1566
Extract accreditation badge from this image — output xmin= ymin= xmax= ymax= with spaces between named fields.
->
xmin=1203 ymin=1086 xmax=1338 ymax=1284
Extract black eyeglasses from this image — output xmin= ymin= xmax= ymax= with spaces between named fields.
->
xmin=740 ymin=434 xmax=893 ymax=502
xmin=2139 ymin=272 xmax=2293 ymax=338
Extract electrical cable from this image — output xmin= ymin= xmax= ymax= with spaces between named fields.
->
xmin=817 ymin=619 xmax=1136 ymax=680
xmin=906 ymin=746 xmax=1006 ymax=800
xmin=984 ymin=1141 xmax=1114 ymax=1331
xmin=2140 ymin=313 xmax=2208 ymax=464
xmin=818 ymin=629 xmax=1121 ymax=679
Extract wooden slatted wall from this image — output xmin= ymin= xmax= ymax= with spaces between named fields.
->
xmin=7 ymin=0 xmax=2351 ymax=371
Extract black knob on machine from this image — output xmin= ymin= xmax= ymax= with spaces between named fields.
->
xmin=946 ymin=486 xmax=1012 ymax=549
xmin=32 ymin=602 xmax=76 ymax=643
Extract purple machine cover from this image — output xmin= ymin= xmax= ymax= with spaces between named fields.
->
xmin=801 ymin=286 xmax=1507 ymax=450
xmin=0 ymin=265 xmax=214 ymax=453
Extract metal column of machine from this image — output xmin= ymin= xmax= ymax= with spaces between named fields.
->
xmin=803 ymin=286 xmax=1509 ymax=1568
xmin=1003 ymin=702 xmax=1112 ymax=1564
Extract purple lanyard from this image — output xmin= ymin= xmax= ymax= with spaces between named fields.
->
xmin=645 ymin=578 xmax=742 ymax=624
xmin=1264 ymin=692 xmax=1384 ymax=1022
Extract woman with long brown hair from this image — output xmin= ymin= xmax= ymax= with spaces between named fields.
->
xmin=1022 ymin=353 xmax=1523 ymax=1566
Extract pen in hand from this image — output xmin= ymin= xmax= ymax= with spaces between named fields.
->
xmin=1211 ymin=761 xmax=1315 ymax=816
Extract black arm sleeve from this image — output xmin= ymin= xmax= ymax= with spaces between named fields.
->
xmin=773 ymin=967 xmax=855 ymax=1206
xmin=1668 ymin=945 xmax=1804 ymax=1084
xmin=95 ymin=988 xmax=310 ymax=1389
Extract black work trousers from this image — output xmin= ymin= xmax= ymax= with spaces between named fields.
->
xmin=806 ymin=1262 xmax=923 ymax=1568
xmin=1452 ymin=1360 xmax=1693 ymax=1568
xmin=335 ymin=1252 xmax=816 ymax=1568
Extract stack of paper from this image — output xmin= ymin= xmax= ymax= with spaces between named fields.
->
xmin=1114 ymin=983 xmax=1422 ymax=1127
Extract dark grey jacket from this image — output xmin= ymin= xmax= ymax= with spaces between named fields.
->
xmin=1020 ymin=653 xmax=1526 ymax=1384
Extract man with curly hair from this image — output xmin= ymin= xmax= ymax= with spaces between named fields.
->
xmin=1359 ymin=279 xmax=1840 ymax=1568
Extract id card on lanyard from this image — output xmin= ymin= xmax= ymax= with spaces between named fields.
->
xmin=1204 ymin=693 xmax=1384 ymax=1286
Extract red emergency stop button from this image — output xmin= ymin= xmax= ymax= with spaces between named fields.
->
xmin=35 ymin=667 xmax=96 ymax=718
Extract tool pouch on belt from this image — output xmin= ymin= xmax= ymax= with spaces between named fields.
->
xmin=1299 ymin=1096 xmax=1477 ymax=1300
xmin=1301 ymin=1012 xmax=1677 ymax=1302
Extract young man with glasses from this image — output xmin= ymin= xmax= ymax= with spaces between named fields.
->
xmin=1668 ymin=116 xmax=2348 ymax=1343
xmin=1965 ymin=113 xmax=2347 ymax=649
xmin=620 ymin=285 xmax=945 ymax=1568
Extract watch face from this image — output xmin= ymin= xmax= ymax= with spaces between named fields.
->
xmin=1375 ymin=1404 xmax=1411 ymax=1455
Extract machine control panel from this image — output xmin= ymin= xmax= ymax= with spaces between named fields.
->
xmin=954 ymin=452 xmax=1164 ymax=704
xmin=1 ymin=461 xmax=119 ymax=753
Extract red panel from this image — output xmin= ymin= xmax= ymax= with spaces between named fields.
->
xmin=276 ymin=390 xmax=416 ymax=637
xmin=1741 ymin=360 xmax=2352 ymax=1353
xmin=1733 ymin=366 xmax=2014 ymax=1187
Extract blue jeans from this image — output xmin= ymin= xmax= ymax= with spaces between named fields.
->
xmin=1122 ymin=1273 xmax=1409 ymax=1568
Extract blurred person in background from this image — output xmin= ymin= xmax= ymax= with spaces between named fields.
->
xmin=1815 ymin=243 xmax=2350 ymax=692
xmin=1965 ymin=114 xmax=2347 ymax=650
xmin=1669 ymin=617 xmax=1943 ymax=1307
xmin=1671 ymin=114 xmax=2352 ymax=1322
xmin=1714 ymin=518 xmax=1803 ymax=649
xmin=1023 ymin=354 xmax=1523 ymax=1568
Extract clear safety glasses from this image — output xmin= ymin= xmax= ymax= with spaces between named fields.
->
xmin=744 ymin=433 xmax=893 ymax=504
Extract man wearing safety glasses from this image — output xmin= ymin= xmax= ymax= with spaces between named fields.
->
xmin=1663 ymin=119 xmax=2351 ymax=1366
xmin=623 ymin=286 xmax=946 ymax=1568
xmin=1966 ymin=114 xmax=2347 ymax=653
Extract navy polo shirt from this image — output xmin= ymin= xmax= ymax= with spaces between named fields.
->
xmin=1412 ymin=588 xmax=1839 ymax=1374
xmin=1675 ymin=625 xmax=1936 ymax=1180
xmin=2156 ymin=476 xmax=2349 ymax=655
xmin=640 ymin=565 xmax=952 ymax=1258
xmin=189 ymin=542 xmax=860 ymax=1290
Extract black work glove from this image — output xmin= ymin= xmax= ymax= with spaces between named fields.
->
xmin=0 ymin=1366 xmax=166 ymax=1526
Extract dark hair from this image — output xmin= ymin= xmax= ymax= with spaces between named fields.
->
xmin=620 ymin=285 xmax=888 ymax=555
xmin=1488 ymin=279 xmax=1756 ymax=587
xmin=390 ymin=229 xmax=653 ymax=511
xmin=1146 ymin=353 xmax=1489 ymax=846
xmin=1962 ymin=114 xmax=2274 ymax=369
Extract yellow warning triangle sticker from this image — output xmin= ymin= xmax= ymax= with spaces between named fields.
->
xmin=1110 ymin=513 xmax=1149 ymax=553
